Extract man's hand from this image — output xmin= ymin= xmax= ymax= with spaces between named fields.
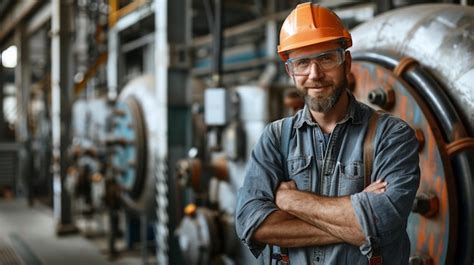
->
xmin=275 ymin=180 xmax=297 ymax=210
xmin=363 ymin=179 xmax=387 ymax=194
xmin=278 ymin=180 xmax=297 ymax=191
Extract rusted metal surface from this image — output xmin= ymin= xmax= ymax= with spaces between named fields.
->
xmin=351 ymin=61 xmax=457 ymax=264
xmin=351 ymin=4 xmax=474 ymax=137
xmin=108 ymin=0 xmax=148 ymax=27
xmin=351 ymin=5 xmax=474 ymax=260
xmin=393 ymin=57 xmax=418 ymax=78
xmin=176 ymin=158 xmax=203 ymax=192
xmin=211 ymin=156 xmax=229 ymax=181
xmin=74 ymin=52 xmax=108 ymax=95
xmin=415 ymin=129 xmax=425 ymax=152
xmin=445 ymin=138 xmax=474 ymax=157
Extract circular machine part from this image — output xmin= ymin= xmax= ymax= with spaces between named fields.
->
xmin=351 ymin=4 xmax=474 ymax=136
xmin=175 ymin=207 xmax=220 ymax=265
xmin=109 ymin=97 xmax=147 ymax=205
xmin=350 ymin=4 xmax=474 ymax=264
xmin=176 ymin=158 xmax=203 ymax=192
xmin=108 ymin=75 xmax=158 ymax=214
xmin=350 ymin=61 xmax=455 ymax=264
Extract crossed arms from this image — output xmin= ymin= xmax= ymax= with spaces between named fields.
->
xmin=252 ymin=179 xmax=387 ymax=248
xmin=235 ymin=118 xmax=420 ymax=257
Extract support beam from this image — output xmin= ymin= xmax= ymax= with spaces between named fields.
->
xmin=155 ymin=0 xmax=192 ymax=264
xmin=0 ymin=0 xmax=14 ymax=19
xmin=107 ymin=2 xmax=154 ymax=101
xmin=0 ymin=1 xmax=40 ymax=45
xmin=107 ymin=27 xmax=119 ymax=101
xmin=154 ymin=1 xmax=169 ymax=263
xmin=14 ymin=23 xmax=31 ymax=200
xmin=51 ymin=0 xmax=77 ymax=235
xmin=26 ymin=2 xmax=52 ymax=36
xmin=0 ymin=54 xmax=6 ymax=140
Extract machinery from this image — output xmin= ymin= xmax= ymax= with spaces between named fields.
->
xmin=68 ymin=98 xmax=110 ymax=218
xmin=67 ymin=3 xmax=474 ymax=265
xmin=350 ymin=4 xmax=474 ymax=265
xmin=174 ymin=85 xmax=271 ymax=264
xmin=169 ymin=3 xmax=474 ymax=265
xmin=1 ymin=1 xmax=472 ymax=265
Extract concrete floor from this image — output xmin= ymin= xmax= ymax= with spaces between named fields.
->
xmin=0 ymin=198 xmax=147 ymax=265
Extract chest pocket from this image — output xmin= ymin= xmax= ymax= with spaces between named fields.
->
xmin=287 ymin=156 xmax=312 ymax=191
xmin=338 ymin=161 xmax=365 ymax=195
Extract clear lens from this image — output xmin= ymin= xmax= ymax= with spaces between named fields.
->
xmin=286 ymin=48 xmax=344 ymax=76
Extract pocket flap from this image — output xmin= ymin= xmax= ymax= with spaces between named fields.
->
xmin=287 ymin=156 xmax=312 ymax=176
xmin=340 ymin=161 xmax=364 ymax=179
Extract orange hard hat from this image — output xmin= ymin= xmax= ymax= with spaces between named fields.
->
xmin=278 ymin=3 xmax=352 ymax=61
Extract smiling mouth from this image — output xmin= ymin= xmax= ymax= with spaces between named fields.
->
xmin=308 ymin=85 xmax=330 ymax=90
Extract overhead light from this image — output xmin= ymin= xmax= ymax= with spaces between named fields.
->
xmin=2 ymin=45 xmax=17 ymax=68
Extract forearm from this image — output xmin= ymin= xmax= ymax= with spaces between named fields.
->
xmin=279 ymin=190 xmax=365 ymax=246
xmin=252 ymin=210 xmax=343 ymax=247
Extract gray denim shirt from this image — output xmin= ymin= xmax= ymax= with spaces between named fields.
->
xmin=235 ymin=93 xmax=420 ymax=264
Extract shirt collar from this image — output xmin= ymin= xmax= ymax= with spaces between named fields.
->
xmin=293 ymin=91 xmax=363 ymax=129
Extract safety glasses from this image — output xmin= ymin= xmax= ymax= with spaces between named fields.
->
xmin=285 ymin=48 xmax=345 ymax=76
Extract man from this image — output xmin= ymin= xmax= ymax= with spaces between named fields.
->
xmin=235 ymin=3 xmax=420 ymax=265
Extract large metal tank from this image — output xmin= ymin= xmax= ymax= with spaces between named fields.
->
xmin=69 ymin=76 xmax=161 ymax=215
xmin=108 ymin=76 xmax=156 ymax=213
xmin=350 ymin=4 xmax=474 ymax=264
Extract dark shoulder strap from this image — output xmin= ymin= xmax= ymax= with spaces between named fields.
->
xmin=364 ymin=110 xmax=384 ymax=264
xmin=363 ymin=110 xmax=381 ymax=188
xmin=280 ymin=117 xmax=294 ymax=181
xmin=274 ymin=117 xmax=294 ymax=261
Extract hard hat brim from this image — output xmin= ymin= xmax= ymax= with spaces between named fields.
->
xmin=278 ymin=36 xmax=351 ymax=61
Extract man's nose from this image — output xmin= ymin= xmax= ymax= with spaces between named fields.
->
xmin=307 ymin=61 xmax=325 ymax=80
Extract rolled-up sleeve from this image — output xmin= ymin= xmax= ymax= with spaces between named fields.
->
xmin=235 ymin=122 xmax=284 ymax=257
xmin=351 ymin=117 xmax=420 ymax=256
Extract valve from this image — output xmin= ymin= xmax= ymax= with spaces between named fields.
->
xmin=409 ymin=255 xmax=433 ymax=265
xmin=184 ymin=203 xmax=197 ymax=217
xmin=412 ymin=193 xmax=439 ymax=218
xmin=368 ymin=88 xmax=394 ymax=110
xmin=105 ymin=137 xmax=131 ymax=146
xmin=176 ymin=158 xmax=202 ymax=192
xmin=112 ymin=108 xmax=126 ymax=117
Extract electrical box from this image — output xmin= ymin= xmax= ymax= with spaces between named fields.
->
xmin=204 ymin=88 xmax=228 ymax=126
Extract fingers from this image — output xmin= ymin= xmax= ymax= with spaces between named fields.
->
xmin=363 ymin=179 xmax=387 ymax=194
xmin=277 ymin=180 xmax=297 ymax=191
xmin=288 ymin=180 xmax=297 ymax=189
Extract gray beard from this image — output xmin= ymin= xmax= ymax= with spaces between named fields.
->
xmin=304 ymin=79 xmax=346 ymax=113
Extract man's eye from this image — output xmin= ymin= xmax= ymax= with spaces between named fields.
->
xmin=320 ymin=54 xmax=335 ymax=62
xmin=295 ymin=59 xmax=310 ymax=67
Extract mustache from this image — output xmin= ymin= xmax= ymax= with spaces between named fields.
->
xmin=305 ymin=82 xmax=333 ymax=88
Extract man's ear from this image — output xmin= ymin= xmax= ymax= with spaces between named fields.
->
xmin=344 ymin=51 xmax=352 ymax=78
xmin=345 ymin=51 xmax=352 ymax=73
